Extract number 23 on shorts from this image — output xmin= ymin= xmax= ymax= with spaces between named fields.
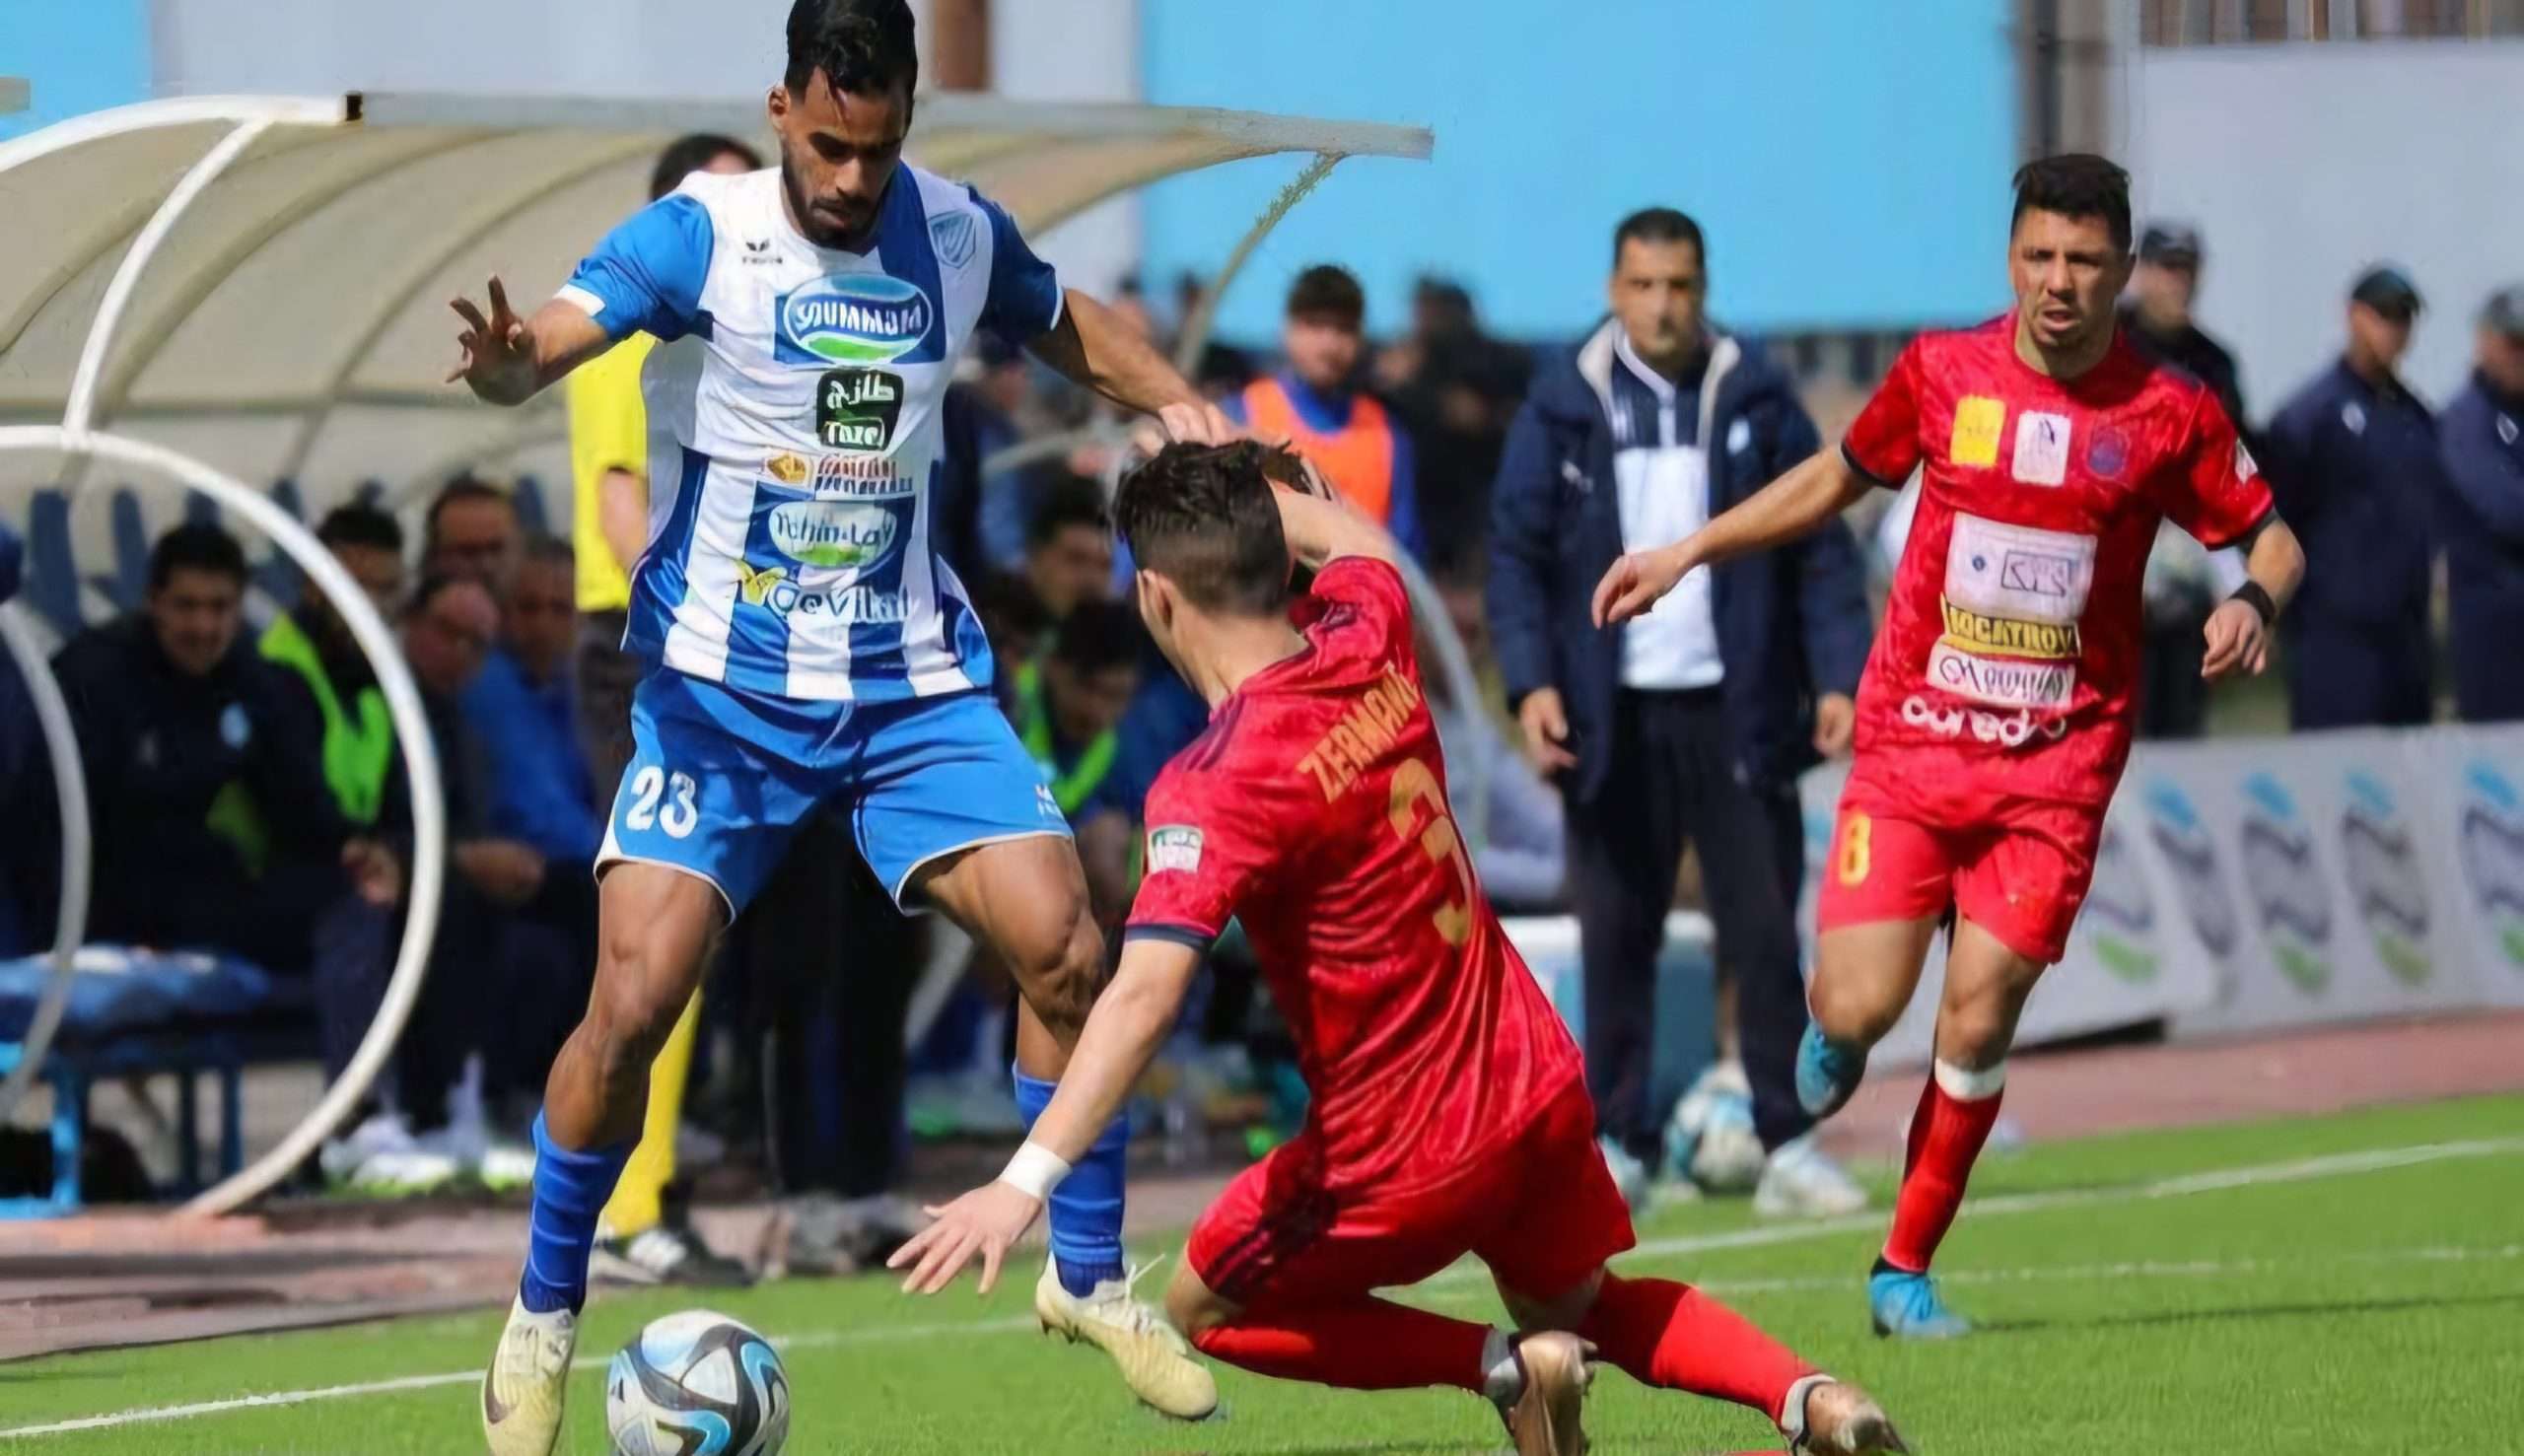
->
xmin=624 ymin=766 xmax=701 ymax=840
xmin=1836 ymin=809 xmax=1872 ymax=887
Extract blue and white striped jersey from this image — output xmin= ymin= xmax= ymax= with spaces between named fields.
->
xmin=557 ymin=164 xmax=1061 ymax=702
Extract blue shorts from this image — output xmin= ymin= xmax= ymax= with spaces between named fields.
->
xmin=597 ymin=670 xmax=1069 ymax=915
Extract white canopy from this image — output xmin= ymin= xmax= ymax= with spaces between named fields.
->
xmin=0 ymin=91 xmax=1432 ymax=505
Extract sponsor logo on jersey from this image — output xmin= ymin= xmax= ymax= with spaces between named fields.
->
xmin=2457 ymin=758 xmax=2524 ymax=970
xmin=1926 ymin=641 xmax=2075 ymax=710
xmin=2010 ymin=410 xmax=2072 ymax=486
xmin=806 ymin=453 xmax=918 ymax=500
xmin=816 ymin=367 xmax=904 ymax=451
xmin=1897 ymin=694 xmax=2068 ymax=748
xmin=768 ymin=501 xmax=899 ymax=570
xmin=775 ymin=275 xmax=933 ymax=365
xmin=1950 ymin=395 xmax=2005 ymax=467
xmin=2238 ymin=771 xmax=2332 ymax=993
xmin=929 ymin=211 xmax=978 ymax=268
xmin=1938 ymin=597 xmax=2081 ymax=659
xmin=2143 ymin=777 xmax=2238 ymax=958
xmin=2085 ymin=424 xmax=2131 ymax=479
xmin=1943 ymin=514 xmax=2094 ymax=622
xmin=1147 ymin=825 xmax=1204 ymax=873
xmin=767 ymin=452 xmax=810 ymax=486
xmin=732 ymin=559 xmax=908 ymax=623
xmin=2341 ymin=768 xmax=2429 ymax=984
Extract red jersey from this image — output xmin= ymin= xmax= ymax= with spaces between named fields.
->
xmin=1126 ymin=558 xmax=1583 ymax=1194
xmin=1840 ymin=314 xmax=2273 ymax=814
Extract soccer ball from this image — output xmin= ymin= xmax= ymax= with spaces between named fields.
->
xmin=605 ymin=1310 xmax=790 ymax=1456
xmin=1663 ymin=1062 xmax=1767 ymax=1195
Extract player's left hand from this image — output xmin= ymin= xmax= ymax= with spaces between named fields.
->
xmin=2200 ymin=597 xmax=2269 ymax=681
xmin=1131 ymin=400 xmax=1240 ymax=457
xmin=1813 ymin=692 xmax=1858 ymax=757
xmin=888 ymin=1181 xmax=1044 ymax=1295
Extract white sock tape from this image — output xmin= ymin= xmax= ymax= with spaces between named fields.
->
xmin=998 ymin=1141 xmax=1073 ymax=1201
xmin=1932 ymin=1058 xmax=2007 ymax=1101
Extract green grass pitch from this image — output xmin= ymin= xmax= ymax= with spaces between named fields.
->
xmin=4 ymin=1094 xmax=2519 ymax=1453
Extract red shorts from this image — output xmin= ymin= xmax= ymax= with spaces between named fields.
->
xmin=1815 ymin=772 xmax=2103 ymax=964
xmin=1188 ymin=1078 xmax=1634 ymax=1311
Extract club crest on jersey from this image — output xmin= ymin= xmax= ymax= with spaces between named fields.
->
xmin=1147 ymin=825 xmax=1204 ymax=873
xmin=817 ymin=368 xmax=904 ymax=451
xmin=1951 ymin=396 xmax=2005 ymax=467
xmin=767 ymin=452 xmax=810 ymax=486
xmin=2085 ymin=424 xmax=2131 ymax=480
xmin=769 ymin=500 xmax=899 ymax=569
xmin=2011 ymin=411 xmax=2072 ymax=486
xmin=928 ymin=211 xmax=977 ymax=268
xmin=775 ymin=275 xmax=933 ymax=365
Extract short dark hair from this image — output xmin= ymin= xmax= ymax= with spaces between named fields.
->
xmin=784 ymin=0 xmax=919 ymax=99
xmin=1025 ymin=473 xmax=1110 ymax=551
xmin=1051 ymin=597 xmax=1144 ymax=677
xmin=2011 ymin=153 xmax=2134 ymax=255
xmin=1112 ymin=442 xmax=1291 ymax=618
xmin=650 ymin=133 xmax=762 ymax=201
xmin=148 ymin=521 xmax=247 ymax=593
xmin=316 ymin=503 xmax=403 ymax=556
xmin=522 ymin=533 xmax=575 ymax=572
xmin=1285 ymin=265 xmax=1366 ymax=329
xmin=423 ymin=475 xmax=514 ymax=548
xmin=407 ymin=572 xmax=485 ymax=617
xmin=1613 ymin=207 xmax=1705 ymax=269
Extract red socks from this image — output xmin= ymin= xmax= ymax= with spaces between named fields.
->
xmin=1882 ymin=1060 xmax=2006 ymax=1274
xmin=1575 ymin=1273 xmax=1814 ymax=1423
xmin=1189 ymin=1296 xmax=1492 ymax=1393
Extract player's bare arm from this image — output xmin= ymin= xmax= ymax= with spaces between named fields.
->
xmin=888 ymin=937 xmax=1205 ymax=1296
xmin=1031 ymin=288 xmax=1235 ymax=447
xmin=1273 ymin=476 xmax=1399 ymax=570
xmin=596 ymin=466 xmax=649 ymax=576
xmin=1593 ymin=446 xmax=1871 ymax=626
xmin=446 ymin=279 xmax=615 ymax=406
xmin=2201 ymin=515 xmax=2306 ymax=680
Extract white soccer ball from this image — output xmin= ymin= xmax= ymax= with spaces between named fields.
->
xmin=605 ymin=1310 xmax=790 ymax=1456
xmin=1664 ymin=1062 xmax=1767 ymax=1195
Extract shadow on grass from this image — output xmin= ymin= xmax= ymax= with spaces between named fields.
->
xmin=1980 ymin=1286 xmax=2524 ymax=1335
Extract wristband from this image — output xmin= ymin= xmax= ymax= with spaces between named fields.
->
xmin=998 ymin=1141 xmax=1072 ymax=1201
xmin=2228 ymin=581 xmax=2278 ymax=627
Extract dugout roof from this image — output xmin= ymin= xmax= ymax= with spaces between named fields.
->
xmin=0 ymin=92 xmax=1432 ymax=500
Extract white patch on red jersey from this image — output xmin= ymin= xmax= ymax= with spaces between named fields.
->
xmin=2011 ymin=411 xmax=2073 ymax=486
xmin=1146 ymin=825 xmax=1203 ymax=873
xmin=1928 ymin=642 xmax=2077 ymax=709
xmin=2235 ymin=439 xmax=2259 ymax=482
xmin=1943 ymin=514 xmax=2095 ymax=623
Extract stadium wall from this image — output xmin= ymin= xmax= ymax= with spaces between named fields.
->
xmin=1138 ymin=0 xmax=2021 ymax=342
xmin=2123 ymin=38 xmax=2524 ymax=407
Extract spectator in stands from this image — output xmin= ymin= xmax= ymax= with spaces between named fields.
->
xmin=1487 ymin=206 xmax=1872 ymax=1216
xmin=1376 ymin=276 xmax=1530 ymax=575
xmin=1229 ymin=265 xmax=1426 ymax=559
xmin=462 ymin=537 xmax=600 ymax=871
xmin=956 ymin=331 xmax=1047 ymax=574
xmin=422 ymin=476 xmax=523 ymax=599
xmin=2123 ymin=223 xmax=2251 ymax=738
xmin=2267 ymin=266 xmax=2441 ymax=729
xmin=569 ymin=131 xmax=763 ymax=804
xmin=1021 ymin=473 xmax=1114 ymax=624
xmin=51 ymin=523 xmax=350 ymax=972
xmin=261 ymin=505 xmax=405 ymax=832
xmin=1010 ymin=598 xmax=1144 ymax=925
xmin=2438 ymin=285 xmax=2524 ymax=723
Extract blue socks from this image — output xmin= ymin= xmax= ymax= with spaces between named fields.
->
xmin=519 ymin=1111 xmax=632 ymax=1315
xmin=1014 ymin=1067 xmax=1128 ymax=1296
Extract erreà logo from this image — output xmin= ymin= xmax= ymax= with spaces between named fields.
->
xmin=2075 ymin=820 xmax=2158 ymax=984
xmin=2457 ymin=759 xmax=2524 ymax=973
xmin=2237 ymin=771 xmax=2332 ymax=993
xmin=2143 ymin=777 xmax=2237 ymax=958
xmin=2340 ymin=769 xmax=2429 ymax=985
xmin=775 ymin=275 xmax=932 ymax=365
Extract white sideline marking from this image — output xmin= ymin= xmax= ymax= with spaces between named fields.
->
xmin=4 ymin=1135 xmax=2520 ymax=1439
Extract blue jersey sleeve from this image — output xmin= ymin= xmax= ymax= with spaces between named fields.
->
xmin=560 ymin=193 xmax=714 ymax=342
xmin=971 ymin=189 xmax=1063 ymax=340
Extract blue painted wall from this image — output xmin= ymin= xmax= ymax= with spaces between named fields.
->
xmin=0 ymin=0 xmax=153 ymax=142
xmin=1141 ymin=0 xmax=2018 ymax=342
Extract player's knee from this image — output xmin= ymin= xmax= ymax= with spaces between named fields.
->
xmin=1937 ymin=995 xmax=2015 ymax=1068
xmin=585 ymin=929 xmax=689 ymax=1075
xmin=1163 ymin=1264 xmax=1232 ymax=1339
xmin=1807 ymin=962 xmax=1904 ymax=1046
xmin=1010 ymin=892 xmax=1103 ymax=1034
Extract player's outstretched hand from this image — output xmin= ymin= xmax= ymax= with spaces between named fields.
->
xmin=888 ymin=1181 xmax=1044 ymax=1296
xmin=1592 ymin=542 xmax=1693 ymax=628
xmin=2200 ymin=597 xmax=2269 ymax=681
xmin=1131 ymin=400 xmax=1241 ymax=458
xmin=447 ymin=277 xmax=534 ymax=399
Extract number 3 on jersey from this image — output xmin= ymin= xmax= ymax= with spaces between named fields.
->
xmin=1387 ymin=757 xmax=1474 ymax=946
xmin=626 ymin=766 xmax=700 ymax=839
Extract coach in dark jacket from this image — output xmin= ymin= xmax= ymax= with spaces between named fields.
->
xmin=1487 ymin=208 xmax=1871 ymax=1210
xmin=2266 ymin=266 xmax=2442 ymax=729
xmin=2438 ymin=286 xmax=2524 ymax=723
